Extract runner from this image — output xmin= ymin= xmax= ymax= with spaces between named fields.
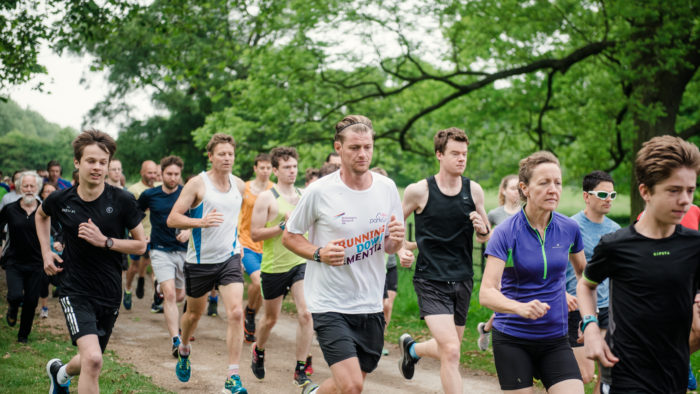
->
xmin=236 ymin=153 xmax=273 ymax=342
xmin=283 ymin=115 xmax=405 ymax=394
xmin=105 ymin=158 xmax=123 ymax=188
xmin=578 ymin=135 xmax=700 ymax=393
xmin=1 ymin=171 xmax=44 ymax=343
xmin=167 ymin=133 xmax=248 ymax=393
xmin=479 ymin=151 xmax=587 ymax=393
xmin=248 ymin=146 xmax=315 ymax=389
xmin=124 ymin=160 xmax=159 ymax=308
xmin=476 ymin=174 xmax=520 ymax=351
xmin=38 ymin=129 xmax=147 ymax=394
xmin=397 ymin=128 xmax=490 ymax=394
xmin=137 ymin=155 xmax=190 ymax=358
xmin=565 ymin=171 xmax=620 ymax=393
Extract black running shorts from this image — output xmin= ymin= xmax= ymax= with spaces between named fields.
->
xmin=184 ymin=254 xmax=243 ymax=298
xmin=383 ymin=265 xmax=398 ymax=300
xmin=413 ymin=277 xmax=473 ymax=326
xmin=59 ymin=295 xmax=119 ymax=352
xmin=313 ymin=312 xmax=385 ymax=373
xmin=260 ymin=264 xmax=306 ymax=300
xmin=492 ymin=329 xmax=582 ymax=390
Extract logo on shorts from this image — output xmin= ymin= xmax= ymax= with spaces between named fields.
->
xmin=106 ymin=206 xmax=114 ymax=214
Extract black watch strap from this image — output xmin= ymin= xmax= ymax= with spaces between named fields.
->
xmin=313 ymin=247 xmax=322 ymax=262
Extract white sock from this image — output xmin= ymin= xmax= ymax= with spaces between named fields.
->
xmin=228 ymin=364 xmax=239 ymax=376
xmin=57 ymin=365 xmax=71 ymax=385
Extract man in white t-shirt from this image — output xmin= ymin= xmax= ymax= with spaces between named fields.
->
xmin=283 ymin=115 xmax=405 ymax=394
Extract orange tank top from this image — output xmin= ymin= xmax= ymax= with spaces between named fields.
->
xmin=237 ymin=180 xmax=274 ymax=253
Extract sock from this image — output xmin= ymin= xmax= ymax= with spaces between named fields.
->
xmin=408 ymin=343 xmax=420 ymax=361
xmin=228 ymin=364 xmax=239 ymax=376
xmin=178 ymin=343 xmax=191 ymax=356
xmin=57 ymin=365 xmax=71 ymax=385
xmin=296 ymin=361 xmax=306 ymax=373
xmin=245 ymin=306 xmax=255 ymax=315
xmin=125 ymin=290 xmax=131 ymax=294
xmin=255 ymin=346 xmax=265 ymax=355
xmin=209 ymin=295 xmax=218 ymax=302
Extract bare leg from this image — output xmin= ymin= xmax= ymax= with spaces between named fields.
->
xmin=219 ymin=282 xmax=245 ymax=365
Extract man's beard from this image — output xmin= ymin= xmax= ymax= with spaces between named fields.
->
xmin=22 ymin=194 xmax=36 ymax=204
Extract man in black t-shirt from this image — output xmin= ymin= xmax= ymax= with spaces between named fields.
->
xmin=398 ymin=128 xmax=490 ymax=393
xmin=578 ymin=135 xmax=700 ymax=393
xmin=36 ymin=130 xmax=146 ymax=394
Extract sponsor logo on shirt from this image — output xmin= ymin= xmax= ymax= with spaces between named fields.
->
xmin=334 ymin=212 xmax=357 ymax=224
xmin=106 ymin=206 xmax=114 ymax=214
xmin=653 ymin=250 xmax=670 ymax=257
xmin=369 ymin=212 xmax=389 ymax=224
xmin=61 ymin=206 xmax=75 ymax=214
xmin=553 ymin=243 xmax=565 ymax=249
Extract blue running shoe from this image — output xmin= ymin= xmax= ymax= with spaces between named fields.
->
xmin=224 ymin=374 xmax=248 ymax=393
xmin=47 ymin=358 xmax=71 ymax=394
xmin=175 ymin=351 xmax=191 ymax=382
xmin=123 ymin=290 xmax=132 ymax=310
xmin=689 ymin=362 xmax=697 ymax=390
xmin=171 ymin=336 xmax=181 ymax=359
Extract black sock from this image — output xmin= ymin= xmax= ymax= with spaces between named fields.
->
xmin=296 ymin=361 xmax=306 ymax=373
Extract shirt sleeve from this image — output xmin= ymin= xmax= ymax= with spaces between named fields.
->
xmin=484 ymin=224 xmax=510 ymax=263
xmin=0 ymin=205 xmax=8 ymax=228
xmin=570 ymin=225 xmax=584 ymax=254
xmin=583 ymin=236 xmax=611 ymax=284
xmin=41 ymin=191 xmax=57 ymax=217
xmin=287 ymin=187 xmax=317 ymax=235
xmin=137 ymin=190 xmax=149 ymax=213
xmin=120 ymin=190 xmax=146 ymax=231
xmin=386 ymin=182 xmax=404 ymax=236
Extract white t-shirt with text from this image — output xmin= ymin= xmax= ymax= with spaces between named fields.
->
xmin=287 ymin=170 xmax=403 ymax=314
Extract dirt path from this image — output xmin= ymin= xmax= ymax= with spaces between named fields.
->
xmin=44 ymin=279 xmax=503 ymax=393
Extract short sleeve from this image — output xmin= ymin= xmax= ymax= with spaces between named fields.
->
xmin=487 ymin=210 xmax=496 ymax=227
xmin=484 ymin=224 xmax=511 ymax=263
xmin=137 ymin=190 xmax=149 ymax=213
xmin=120 ymin=190 xmax=145 ymax=231
xmin=287 ymin=187 xmax=317 ymax=235
xmin=41 ymin=191 xmax=58 ymax=217
xmin=0 ymin=205 xmax=8 ymax=228
xmin=583 ymin=237 xmax=611 ymax=285
xmin=570 ymin=225 xmax=584 ymax=254
xmin=385 ymin=182 xmax=404 ymax=235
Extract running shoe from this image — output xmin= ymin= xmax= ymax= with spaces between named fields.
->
xmin=251 ymin=345 xmax=265 ymax=379
xmin=293 ymin=368 xmax=313 ymax=387
xmin=123 ymin=290 xmax=132 ymax=310
xmin=46 ymin=358 xmax=71 ymax=394
xmin=18 ymin=336 xmax=27 ymax=343
xmin=304 ymin=355 xmax=313 ymax=376
xmin=207 ymin=297 xmax=218 ymax=317
xmin=150 ymin=302 xmax=164 ymax=313
xmin=301 ymin=382 xmax=319 ymax=394
xmin=382 ymin=347 xmax=389 ymax=356
xmin=40 ymin=306 xmax=49 ymax=319
xmin=244 ymin=307 xmax=256 ymax=343
xmin=6 ymin=305 xmax=17 ymax=326
xmin=136 ymin=277 xmax=145 ymax=299
xmin=398 ymin=333 xmax=418 ymax=380
xmin=689 ymin=362 xmax=697 ymax=390
xmin=152 ymin=280 xmax=164 ymax=309
xmin=477 ymin=322 xmax=490 ymax=351
xmin=224 ymin=374 xmax=248 ymax=393
xmin=175 ymin=351 xmax=191 ymax=382
xmin=171 ymin=336 xmax=181 ymax=359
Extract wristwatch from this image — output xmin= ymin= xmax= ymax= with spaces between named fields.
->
xmin=312 ymin=247 xmax=322 ymax=262
xmin=580 ymin=314 xmax=599 ymax=333
xmin=278 ymin=220 xmax=286 ymax=231
xmin=104 ymin=237 xmax=114 ymax=250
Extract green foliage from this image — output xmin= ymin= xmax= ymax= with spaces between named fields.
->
xmin=0 ymin=99 xmax=76 ymax=173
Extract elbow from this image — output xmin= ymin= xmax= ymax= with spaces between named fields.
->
xmin=137 ymin=240 xmax=148 ymax=255
xmin=250 ymin=230 xmax=262 ymax=243
xmin=166 ymin=214 xmax=175 ymax=228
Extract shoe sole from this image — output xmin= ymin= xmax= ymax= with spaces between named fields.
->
xmin=46 ymin=358 xmax=61 ymax=394
xmin=398 ymin=333 xmax=414 ymax=380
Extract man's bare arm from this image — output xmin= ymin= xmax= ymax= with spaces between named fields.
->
xmin=36 ymin=206 xmax=63 ymax=275
xmin=167 ymin=176 xmax=219 ymax=229
xmin=471 ymin=181 xmax=491 ymax=243
xmin=250 ymin=191 xmax=281 ymax=242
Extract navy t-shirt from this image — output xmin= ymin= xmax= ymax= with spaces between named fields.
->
xmin=485 ymin=209 xmax=583 ymax=340
xmin=42 ymin=184 xmax=144 ymax=307
xmin=137 ymin=185 xmax=187 ymax=252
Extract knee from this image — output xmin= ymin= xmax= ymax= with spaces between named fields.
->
xmin=336 ymin=378 xmax=363 ymax=394
xmin=227 ymin=306 xmax=243 ymax=324
xmin=163 ymin=291 xmax=176 ymax=304
xmin=439 ymin=341 xmax=461 ymax=364
xmin=298 ymin=310 xmax=312 ymax=326
xmin=82 ymin=352 xmax=103 ymax=374
xmin=184 ymin=310 xmax=202 ymax=324
xmin=176 ymin=293 xmax=186 ymax=303
xmin=264 ymin=312 xmax=278 ymax=327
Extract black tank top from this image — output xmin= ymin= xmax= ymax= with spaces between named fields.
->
xmin=414 ymin=176 xmax=475 ymax=281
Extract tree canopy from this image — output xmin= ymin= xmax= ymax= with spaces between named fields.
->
xmin=3 ymin=0 xmax=699 ymax=218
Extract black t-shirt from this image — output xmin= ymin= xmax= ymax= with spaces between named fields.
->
xmin=42 ymin=184 xmax=144 ymax=307
xmin=0 ymin=199 xmax=43 ymax=267
xmin=414 ymin=176 xmax=475 ymax=281
xmin=584 ymin=225 xmax=700 ymax=393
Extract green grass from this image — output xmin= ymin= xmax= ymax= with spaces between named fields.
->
xmin=0 ymin=294 xmax=170 ymax=393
